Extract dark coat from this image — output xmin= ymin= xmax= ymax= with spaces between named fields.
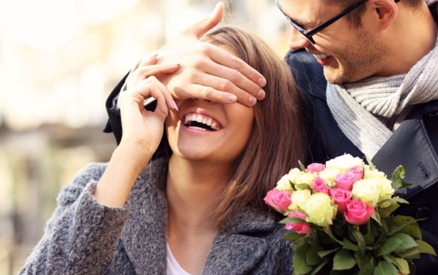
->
xmin=286 ymin=48 xmax=438 ymax=275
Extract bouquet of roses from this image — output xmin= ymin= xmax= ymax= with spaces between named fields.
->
xmin=264 ymin=154 xmax=436 ymax=275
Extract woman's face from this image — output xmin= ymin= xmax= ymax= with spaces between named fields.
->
xmin=165 ymin=45 xmax=254 ymax=164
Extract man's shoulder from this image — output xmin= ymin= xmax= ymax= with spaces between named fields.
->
xmin=284 ymin=48 xmax=327 ymax=99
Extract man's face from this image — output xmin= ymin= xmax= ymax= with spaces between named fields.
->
xmin=279 ymin=0 xmax=390 ymax=84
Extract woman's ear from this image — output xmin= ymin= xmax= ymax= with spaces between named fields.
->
xmin=368 ymin=0 xmax=399 ymax=31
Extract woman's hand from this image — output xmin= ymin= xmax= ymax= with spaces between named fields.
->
xmin=128 ymin=2 xmax=266 ymax=107
xmin=118 ymin=55 xmax=179 ymax=155
xmin=95 ymin=56 xmax=179 ymax=207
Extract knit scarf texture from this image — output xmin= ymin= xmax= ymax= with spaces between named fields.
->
xmin=327 ymin=27 xmax=438 ymax=158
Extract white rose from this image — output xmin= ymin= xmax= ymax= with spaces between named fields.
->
xmin=326 ymin=154 xmax=364 ymax=172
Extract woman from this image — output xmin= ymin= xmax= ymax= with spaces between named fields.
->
xmin=19 ymin=26 xmax=305 ymax=275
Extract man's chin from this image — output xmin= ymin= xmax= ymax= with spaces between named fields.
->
xmin=323 ymin=69 xmax=344 ymax=85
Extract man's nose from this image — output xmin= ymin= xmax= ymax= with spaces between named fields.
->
xmin=287 ymin=27 xmax=311 ymax=51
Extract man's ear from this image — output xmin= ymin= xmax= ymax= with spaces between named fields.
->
xmin=368 ymin=0 xmax=398 ymax=31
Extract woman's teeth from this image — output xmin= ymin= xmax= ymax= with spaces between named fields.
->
xmin=184 ymin=113 xmax=221 ymax=131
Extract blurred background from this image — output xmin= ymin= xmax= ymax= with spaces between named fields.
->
xmin=0 ymin=0 xmax=290 ymax=273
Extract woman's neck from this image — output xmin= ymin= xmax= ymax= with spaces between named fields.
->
xmin=166 ymin=156 xmax=232 ymax=231
xmin=166 ymin=156 xmax=233 ymax=274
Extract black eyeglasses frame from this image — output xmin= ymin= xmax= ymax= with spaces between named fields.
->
xmin=275 ymin=0 xmax=369 ymax=45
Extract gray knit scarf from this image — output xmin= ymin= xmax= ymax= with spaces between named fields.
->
xmin=327 ymin=34 xmax=438 ymax=158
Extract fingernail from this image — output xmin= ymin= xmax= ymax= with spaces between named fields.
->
xmin=173 ymin=100 xmax=179 ymax=111
xmin=258 ymin=77 xmax=266 ymax=86
xmin=149 ymin=53 xmax=158 ymax=60
xmin=228 ymin=95 xmax=237 ymax=102
xmin=257 ymin=89 xmax=266 ymax=99
xmin=248 ymin=96 xmax=257 ymax=106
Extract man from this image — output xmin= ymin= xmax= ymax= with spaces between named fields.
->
xmin=105 ymin=0 xmax=438 ymax=273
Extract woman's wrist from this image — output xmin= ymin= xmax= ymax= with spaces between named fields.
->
xmin=93 ymin=143 xmax=153 ymax=207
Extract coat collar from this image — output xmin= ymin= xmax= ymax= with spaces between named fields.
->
xmin=372 ymin=100 xmax=438 ymax=199
xmin=120 ymin=158 xmax=280 ymax=275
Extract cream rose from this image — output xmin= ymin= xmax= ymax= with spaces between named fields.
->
xmin=276 ymin=174 xmax=295 ymax=191
xmin=351 ymin=179 xmax=381 ymax=207
xmin=318 ymin=167 xmax=342 ymax=187
xmin=377 ymin=177 xmax=395 ymax=202
xmin=300 ymin=193 xmax=337 ymax=227
xmin=289 ymin=189 xmax=311 ymax=210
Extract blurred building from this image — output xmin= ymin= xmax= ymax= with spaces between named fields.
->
xmin=0 ymin=0 xmax=289 ymax=273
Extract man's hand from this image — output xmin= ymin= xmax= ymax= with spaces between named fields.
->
xmin=132 ymin=2 xmax=266 ymax=107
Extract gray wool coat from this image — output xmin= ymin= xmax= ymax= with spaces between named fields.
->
xmin=19 ymin=158 xmax=293 ymax=275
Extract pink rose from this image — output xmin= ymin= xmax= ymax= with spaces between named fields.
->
xmin=311 ymin=177 xmax=330 ymax=195
xmin=348 ymin=165 xmax=364 ymax=182
xmin=264 ymin=189 xmax=291 ymax=213
xmin=335 ymin=171 xmax=357 ymax=191
xmin=344 ymin=200 xmax=374 ymax=225
xmin=285 ymin=211 xmax=311 ymax=234
xmin=330 ymin=188 xmax=352 ymax=213
xmin=306 ymin=163 xmax=326 ymax=173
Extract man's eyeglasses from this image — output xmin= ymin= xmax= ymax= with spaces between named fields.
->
xmin=275 ymin=0 xmax=368 ymax=45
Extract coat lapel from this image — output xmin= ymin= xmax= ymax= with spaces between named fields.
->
xmin=372 ymin=101 xmax=438 ymax=199
xmin=203 ymin=207 xmax=278 ymax=275
xmin=120 ymin=160 xmax=168 ymax=275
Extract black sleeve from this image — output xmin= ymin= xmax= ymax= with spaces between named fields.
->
xmin=284 ymin=48 xmax=328 ymax=164
xmin=103 ymin=73 xmax=129 ymax=145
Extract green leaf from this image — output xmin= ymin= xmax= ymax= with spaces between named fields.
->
xmin=343 ymin=238 xmax=359 ymax=251
xmin=390 ymin=216 xmax=421 ymax=239
xmin=282 ymin=231 xmax=305 ymax=242
xmin=306 ymin=245 xmax=323 ymax=266
xmin=396 ymin=247 xmax=421 ymax=260
xmin=392 ymin=233 xmax=418 ymax=252
xmin=378 ymin=233 xmax=418 ymax=256
xmin=280 ymin=217 xmax=306 ymax=224
xmin=364 ymin=234 xmax=375 ymax=246
xmin=358 ymin=257 xmax=375 ymax=275
xmin=323 ymin=225 xmax=344 ymax=246
xmin=416 ymin=239 xmax=437 ymax=256
xmin=295 ymin=183 xmax=310 ymax=190
xmin=333 ymin=249 xmax=356 ymax=270
xmin=318 ymin=247 xmax=341 ymax=258
xmin=298 ymin=160 xmax=306 ymax=172
xmin=309 ymin=259 xmax=330 ymax=275
xmin=377 ymin=235 xmax=403 ymax=256
xmin=391 ymin=166 xmax=411 ymax=190
xmin=365 ymin=156 xmax=375 ymax=170
xmin=383 ymin=255 xmax=409 ymax=275
xmin=390 ymin=197 xmax=409 ymax=205
xmin=371 ymin=212 xmax=381 ymax=226
xmin=294 ymin=243 xmax=313 ymax=275
xmin=373 ymin=260 xmax=398 ymax=275
xmin=351 ymin=229 xmax=366 ymax=255
xmin=354 ymin=251 xmax=370 ymax=270
xmin=378 ymin=202 xmax=400 ymax=218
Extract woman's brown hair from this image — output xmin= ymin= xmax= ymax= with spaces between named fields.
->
xmin=203 ymin=26 xmax=306 ymax=228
